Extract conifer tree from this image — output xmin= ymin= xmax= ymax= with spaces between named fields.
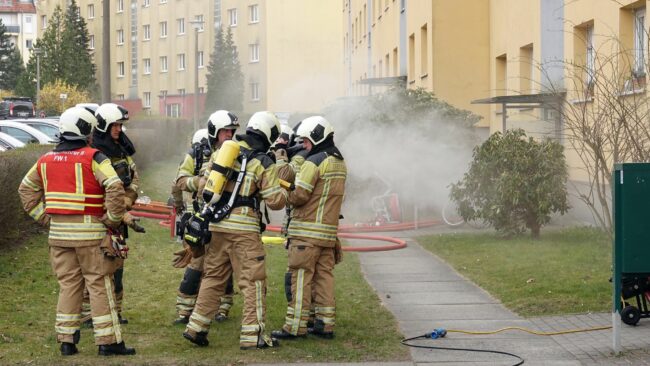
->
xmin=205 ymin=26 xmax=244 ymax=113
xmin=0 ymin=19 xmax=26 ymax=91
xmin=62 ymin=0 xmax=96 ymax=89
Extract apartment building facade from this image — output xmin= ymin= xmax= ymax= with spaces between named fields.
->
xmin=344 ymin=0 xmax=491 ymax=128
xmin=0 ymin=0 xmax=36 ymax=65
xmin=35 ymin=0 xmax=343 ymax=119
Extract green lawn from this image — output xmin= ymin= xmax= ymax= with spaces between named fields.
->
xmin=0 ymin=158 xmax=409 ymax=365
xmin=418 ymin=227 xmax=612 ymax=317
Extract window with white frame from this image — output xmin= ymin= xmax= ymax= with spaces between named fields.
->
xmin=198 ymin=51 xmax=204 ymax=67
xmin=160 ymin=21 xmax=167 ymax=37
xmin=249 ymin=43 xmax=259 ymax=62
xmin=41 ymin=15 xmax=47 ymax=29
xmin=249 ymin=4 xmax=259 ymax=23
xmin=198 ymin=87 xmax=204 ymax=93
xmin=195 ymin=14 xmax=204 ymax=31
xmin=177 ymin=18 xmax=185 ymax=35
xmin=160 ymin=89 xmax=167 ymax=97
xmin=166 ymin=103 xmax=180 ymax=117
xmin=634 ymin=7 xmax=646 ymax=77
xmin=117 ymin=62 xmax=125 ymax=77
xmin=160 ymin=56 xmax=168 ymax=72
xmin=177 ymin=53 xmax=185 ymax=70
xmin=117 ymin=94 xmax=125 ymax=100
xmin=178 ymin=88 xmax=185 ymax=95
xmin=143 ymin=0 xmax=150 ymax=7
xmin=26 ymin=39 xmax=32 ymax=49
xmin=160 ymin=0 xmax=166 ymax=4
xmin=117 ymin=0 xmax=124 ymax=12
xmin=143 ymin=92 xmax=151 ymax=107
xmin=89 ymin=35 xmax=94 ymax=49
xmin=87 ymin=4 xmax=94 ymax=18
xmin=143 ymin=58 xmax=151 ymax=74
xmin=143 ymin=24 xmax=150 ymax=40
xmin=250 ymin=82 xmax=259 ymax=101
xmin=228 ymin=8 xmax=237 ymax=26
xmin=117 ymin=29 xmax=124 ymax=45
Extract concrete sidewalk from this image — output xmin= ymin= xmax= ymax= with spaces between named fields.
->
xmin=350 ymin=229 xmax=650 ymax=365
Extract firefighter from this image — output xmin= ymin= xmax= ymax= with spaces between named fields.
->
xmin=90 ymin=103 xmax=140 ymax=324
xmin=182 ymin=111 xmax=286 ymax=350
xmin=272 ymin=116 xmax=347 ymax=340
xmin=18 ymin=106 xmax=137 ymax=356
xmin=171 ymin=110 xmax=239 ymax=324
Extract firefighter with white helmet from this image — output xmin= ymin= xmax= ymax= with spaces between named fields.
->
xmin=88 ymin=103 xmax=143 ymax=324
xmin=171 ymin=110 xmax=239 ymax=325
xmin=182 ymin=111 xmax=286 ymax=350
xmin=272 ymin=116 xmax=347 ymax=340
xmin=18 ymin=106 xmax=136 ymax=356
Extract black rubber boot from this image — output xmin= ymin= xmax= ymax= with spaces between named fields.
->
xmin=60 ymin=342 xmax=78 ymax=356
xmin=307 ymin=319 xmax=334 ymax=339
xmin=271 ymin=329 xmax=305 ymax=339
xmin=183 ymin=331 xmax=209 ymax=347
xmin=173 ymin=316 xmax=189 ymax=325
xmin=118 ymin=314 xmax=128 ymax=325
xmin=215 ymin=313 xmax=228 ymax=322
xmin=98 ymin=342 xmax=136 ymax=356
xmin=240 ymin=336 xmax=279 ymax=350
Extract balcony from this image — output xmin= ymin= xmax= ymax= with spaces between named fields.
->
xmin=5 ymin=25 xmax=20 ymax=33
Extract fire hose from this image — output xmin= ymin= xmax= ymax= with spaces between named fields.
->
xmin=130 ymin=201 xmax=443 ymax=252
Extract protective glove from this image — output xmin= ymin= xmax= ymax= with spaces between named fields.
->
xmin=172 ymin=243 xmax=194 ymax=268
xmin=334 ymin=238 xmax=343 ymax=264
xmin=274 ymin=148 xmax=288 ymax=162
xmin=100 ymin=213 xmax=123 ymax=229
xmin=124 ymin=196 xmax=133 ymax=211
xmin=123 ymin=212 xmax=146 ymax=233
xmin=190 ymin=245 xmax=205 ymax=258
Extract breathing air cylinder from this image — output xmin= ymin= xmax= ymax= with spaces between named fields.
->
xmin=202 ymin=140 xmax=240 ymax=205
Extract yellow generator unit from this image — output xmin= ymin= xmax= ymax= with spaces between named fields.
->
xmin=202 ymin=140 xmax=240 ymax=205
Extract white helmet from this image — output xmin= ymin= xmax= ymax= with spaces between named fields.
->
xmin=95 ymin=103 xmax=129 ymax=133
xmin=296 ymin=116 xmax=334 ymax=145
xmin=280 ymin=123 xmax=293 ymax=142
xmin=207 ymin=110 xmax=239 ymax=138
xmin=58 ymin=106 xmax=98 ymax=140
xmin=192 ymin=128 xmax=209 ymax=144
xmin=246 ymin=111 xmax=280 ymax=145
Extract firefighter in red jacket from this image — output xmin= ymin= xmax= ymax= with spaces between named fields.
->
xmin=18 ymin=107 xmax=136 ymax=356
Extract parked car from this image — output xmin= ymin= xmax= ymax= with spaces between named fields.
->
xmin=0 ymin=97 xmax=35 ymax=119
xmin=15 ymin=119 xmax=60 ymax=140
xmin=0 ymin=121 xmax=55 ymax=144
xmin=0 ymin=131 xmax=25 ymax=150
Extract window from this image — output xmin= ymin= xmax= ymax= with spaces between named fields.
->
xmin=166 ymin=103 xmax=181 ymax=117
xmin=41 ymin=15 xmax=47 ymax=29
xmin=249 ymin=4 xmax=259 ymax=23
xmin=586 ymin=26 xmax=595 ymax=88
xmin=408 ymin=33 xmax=414 ymax=81
xmin=250 ymin=82 xmax=259 ymax=101
xmin=519 ymin=44 xmax=533 ymax=93
xmin=228 ymin=8 xmax=237 ymax=26
xmin=117 ymin=62 xmax=125 ymax=77
xmin=177 ymin=18 xmax=185 ymax=35
xmin=143 ymin=58 xmax=151 ymax=74
xmin=87 ymin=4 xmax=94 ymax=18
xmin=160 ymin=21 xmax=167 ymax=37
xmin=26 ymin=39 xmax=32 ymax=49
xmin=117 ymin=0 xmax=124 ymax=13
xmin=89 ymin=35 xmax=94 ymax=49
xmin=194 ymin=15 xmax=204 ymax=31
xmin=177 ymin=53 xmax=185 ymax=70
xmin=160 ymin=0 xmax=167 ymax=4
xmin=117 ymin=94 xmax=125 ymax=100
xmin=198 ymin=51 xmax=204 ymax=67
xmin=178 ymin=88 xmax=185 ymax=95
xmin=117 ymin=29 xmax=124 ymax=45
xmin=143 ymin=92 xmax=151 ymax=107
xmin=420 ymin=24 xmax=428 ymax=77
xmin=160 ymin=56 xmax=168 ymax=72
xmin=249 ymin=43 xmax=259 ymax=62
xmin=143 ymin=0 xmax=150 ymax=7
xmin=198 ymin=87 xmax=205 ymax=94
xmin=634 ymin=8 xmax=646 ymax=77
xmin=496 ymin=54 xmax=507 ymax=97
xmin=143 ymin=24 xmax=150 ymax=40
xmin=160 ymin=89 xmax=167 ymax=97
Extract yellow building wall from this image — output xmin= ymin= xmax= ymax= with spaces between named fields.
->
xmin=265 ymin=0 xmax=343 ymax=114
